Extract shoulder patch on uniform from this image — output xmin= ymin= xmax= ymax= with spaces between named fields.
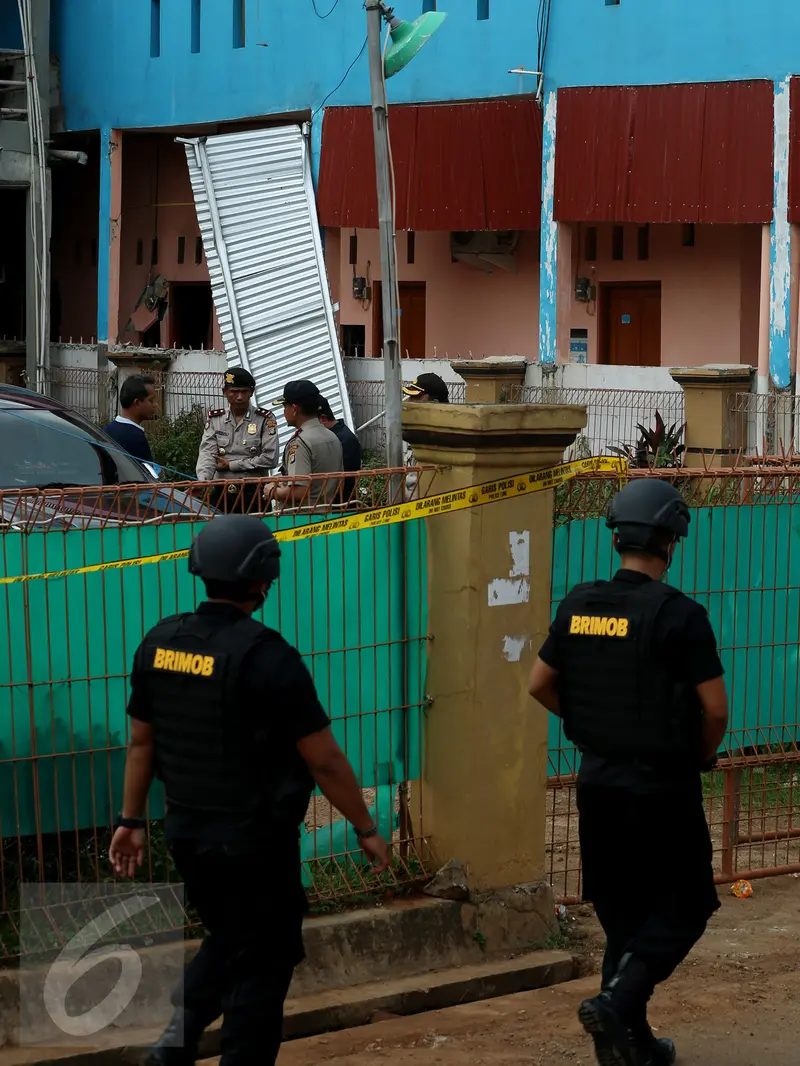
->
xmin=256 ymin=407 xmax=278 ymax=435
xmin=207 ymin=408 xmax=225 ymax=419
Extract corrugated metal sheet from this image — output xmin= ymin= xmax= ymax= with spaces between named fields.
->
xmin=317 ymin=98 xmax=542 ymax=231
xmin=789 ymin=77 xmax=800 ymax=223
xmin=181 ymin=125 xmax=352 ymax=458
xmin=554 ymin=82 xmax=773 ymax=224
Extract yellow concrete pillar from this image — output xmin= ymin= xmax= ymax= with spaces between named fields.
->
xmin=402 ymin=402 xmax=587 ymax=890
xmin=669 ymin=364 xmax=754 ymax=465
xmin=450 ymin=356 xmax=528 ymax=404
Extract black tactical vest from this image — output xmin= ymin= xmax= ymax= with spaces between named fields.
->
xmin=555 ymin=578 xmax=701 ymax=765
xmin=137 ymin=611 xmax=280 ymax=814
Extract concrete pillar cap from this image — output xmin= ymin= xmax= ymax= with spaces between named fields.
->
xmin=669 ymin=365 xmax=754 ymax=387
xmin=402 ymin=402 xmax=587 ymax=469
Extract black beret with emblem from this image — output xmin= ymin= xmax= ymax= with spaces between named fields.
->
xmin=223 ymin=367 xmax=256 ymax=389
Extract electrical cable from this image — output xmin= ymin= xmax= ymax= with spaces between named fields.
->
xmin=311 ymin=36 xmax=367 ymax=117
xmin=310 ymin=0 xmax=341 ymax=17
xmin=536 ymin=0 xmax=552 ymax=91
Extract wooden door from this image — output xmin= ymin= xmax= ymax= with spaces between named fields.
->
xmin=372 ymin=282 xmax=427 ymax=358
xmin=602 ymin=284 xmax=662 ymax=366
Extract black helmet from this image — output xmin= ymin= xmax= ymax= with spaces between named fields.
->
xmin=606 ymin=479 xmax=690 ymax=558
xmin=188 ymin=515 xmax=280 ymax=585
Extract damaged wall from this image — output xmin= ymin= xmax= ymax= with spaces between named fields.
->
xmin=118 ymin=134 xmax=221 ymax=350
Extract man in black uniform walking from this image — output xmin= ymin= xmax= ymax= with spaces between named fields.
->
xmin=528 ymin=479 xmax=728 ymax=1066
xmin=109 ymin=515 xmax=390 ymax=1066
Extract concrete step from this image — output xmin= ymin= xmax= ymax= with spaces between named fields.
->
xmin=0 ymin=950 xmax=576 ymax=1066
xmin=281 ymin=949 xmax=576 ymax=1041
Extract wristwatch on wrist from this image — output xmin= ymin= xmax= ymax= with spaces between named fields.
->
xmin=355 ymin=823 xmax=377 ymax=839
xmin=116 ymin=815 xmax=146 ymax=830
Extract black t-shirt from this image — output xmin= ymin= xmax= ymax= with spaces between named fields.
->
xmin=538 ymin=569 xmax=724 ymax=792
xmin=127 ymin=602 xmax=330 ymax=846
xmin=331 ymin=420 xmax=362 ymax=500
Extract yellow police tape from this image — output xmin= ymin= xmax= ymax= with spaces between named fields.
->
xmin=0 ymin=455 xmax=625 ymax=586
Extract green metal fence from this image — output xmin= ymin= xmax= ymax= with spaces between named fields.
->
xmin=547 ymin=468 xmax=800 ymax=900
xmin=0 ymin=473 xmax=430 ymax=953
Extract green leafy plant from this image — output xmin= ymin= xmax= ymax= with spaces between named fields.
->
xmin=609 ymin=410 xmax=686 ymax=468
xmin=358 ymin=448 xmax=389 ymax=504
xmin=147 ymin=407 xmax=206 ymax=481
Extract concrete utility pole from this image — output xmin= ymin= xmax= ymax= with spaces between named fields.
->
xmin=365 ymin=0 xmax=403 ymax=484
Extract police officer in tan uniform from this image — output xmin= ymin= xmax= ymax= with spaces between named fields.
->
xmin=196 ymin=367 xmax=279 ymax=511
xmin=265 ymin=380 xmax=343 ymax=508
xmin=402 ymin=373 xmax=449 ymax=500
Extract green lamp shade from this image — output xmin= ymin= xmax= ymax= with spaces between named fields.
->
xmin=384 ymin=11 xmax=447 ymax=79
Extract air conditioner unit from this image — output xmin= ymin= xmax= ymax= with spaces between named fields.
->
xmin=450 ymin=230 xmax=519 ymax=273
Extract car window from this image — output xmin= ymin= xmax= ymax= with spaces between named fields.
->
xmin=0 ymin=407 xmax=149 ymax=489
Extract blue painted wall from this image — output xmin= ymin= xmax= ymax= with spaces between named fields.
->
xmin=51 ymin=0 xmax=800 ymax=135
xmin=51 ymin=0 xmax=532 ymax=132
xmin=545 ymin=1 xmax=800 ymax=90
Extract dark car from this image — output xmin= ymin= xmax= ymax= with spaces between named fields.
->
xmin=0 ymin=383 xmax=216 ymax=529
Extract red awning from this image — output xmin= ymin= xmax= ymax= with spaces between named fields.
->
xmin=317 ymin=98 xmax=543 ymax=231
xmin=554 ymin=81 xmax=774 ymax=224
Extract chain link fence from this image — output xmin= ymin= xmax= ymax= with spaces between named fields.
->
xmin=508 ymin=384 xmax=686 ymax=460
xmin=726 ymin=390 xmax=800 ymax=457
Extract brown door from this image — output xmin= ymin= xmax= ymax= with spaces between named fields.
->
xmin=602 ymin=284 xmax=662 ymax=366
xmin=372 ymin=282 xmax=426 ymax=358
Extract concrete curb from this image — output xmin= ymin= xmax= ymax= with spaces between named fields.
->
xmin=5 ymin=950 xmax=575 ymax=1066
xmin=282 ymin=949 xmax=577 ymax=1040
xmin=0 ymin=887 xmax=563 ymax=1066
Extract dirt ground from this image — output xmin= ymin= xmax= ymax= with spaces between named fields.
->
xmin=271 ymin=873 xmax=800 ymax=1066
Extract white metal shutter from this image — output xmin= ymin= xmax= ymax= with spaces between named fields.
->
xmin=179 ymin=125 xmax=353 ymax=457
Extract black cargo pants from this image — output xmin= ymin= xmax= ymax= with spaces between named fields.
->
xmin=577 ymin=779 xmax=719 ymax=1023
xmin=168 ymin=839 xmax=304 ymax=1066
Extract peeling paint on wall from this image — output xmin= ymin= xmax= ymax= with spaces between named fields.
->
xmin=508 ymin=530 xmax=530 ymax=576
xmin=488 ymin=530 xmax=531 ymax=606
xmin=770 ymin=76 xmax=792 ymax=389
xmin=502 ymin=635 xmax=529 ymax=662
xmin=538 ymin=91 xmax=557 ymax=364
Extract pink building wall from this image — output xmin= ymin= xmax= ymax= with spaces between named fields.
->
xmin=333 ymin=229 xmax=541 ymax=359
xmin=118 ymin=134 xmax=222 ymax=349
xmin=566 ymin=223 xmax=762 ymax=367
xmin=50 ymin=143 xmax=765 ymax=376
xmin=331 ymin=224 xmax=761 ymax=366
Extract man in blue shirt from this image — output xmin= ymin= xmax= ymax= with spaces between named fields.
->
xmin=104 ymin=374 xmax=160 ymax=477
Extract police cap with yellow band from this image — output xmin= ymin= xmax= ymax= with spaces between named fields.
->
xmin=223 ymin=366 xmax=256 ymax=390
xmin=402 ymin=373 xmax=449 ymax=403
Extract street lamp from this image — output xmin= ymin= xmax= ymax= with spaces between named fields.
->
xmin=365 ymin=1 xmax=446 ymax=486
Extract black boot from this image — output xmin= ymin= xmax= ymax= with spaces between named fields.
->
xmin=579 ymin=954 xmax=657 ymax=1066
xmin=578 ymin=992 xmax=652 ymax=1066
xmin=145 ymin=1008 xmax=208 ymax=1066
xmin=631 ymin=1024 xmax=677 ymax=1066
